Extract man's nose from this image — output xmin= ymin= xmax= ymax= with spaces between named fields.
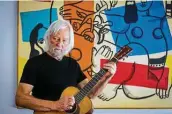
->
xmin=56 ymin=41 xmax=63 ymax=48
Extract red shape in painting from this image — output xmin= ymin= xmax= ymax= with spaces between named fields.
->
xmin=100 ymin=59 xmax=169 ymax=89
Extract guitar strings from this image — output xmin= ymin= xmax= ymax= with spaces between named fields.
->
xmin=74 ymin=69 xmax=106 ymax=103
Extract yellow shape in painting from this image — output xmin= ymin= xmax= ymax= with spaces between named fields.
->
xmin=166 ymin=55 xmax=172 ymax=84
xmin=18 ymin=57 xmax=28 ymax=84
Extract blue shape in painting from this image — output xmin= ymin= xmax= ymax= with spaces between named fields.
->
xmin=20 ymin=8 xmax=58 ymax=42
xmin=104 ymin=1 xmax=172 ymax=56
xmin=149 ymin=1 xmax=166 ymax=18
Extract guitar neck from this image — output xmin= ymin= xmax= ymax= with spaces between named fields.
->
xmin=74 ymin=45 xmax=132 ymax=104
xmin=74 ymin=57 xmax=118 ymax=104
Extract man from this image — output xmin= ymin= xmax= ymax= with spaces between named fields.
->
xmin=15 ymin=19 xmax=116 ymax=114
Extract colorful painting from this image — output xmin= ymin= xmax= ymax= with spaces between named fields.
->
xmin=18 ymin=0 xmax=172 ymax=108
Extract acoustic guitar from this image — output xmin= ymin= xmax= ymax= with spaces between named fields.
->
xmin=54 ymin=45 xmax=132 ymax=114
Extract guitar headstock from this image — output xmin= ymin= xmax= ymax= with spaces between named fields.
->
xmin=112 ymin=45 xmax=132 ymax=61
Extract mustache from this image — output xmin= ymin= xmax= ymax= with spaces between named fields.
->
xmin=52 ymin=48 xmax=65 ymax=54
xmin=53 ymin=48 xmax=62 ymax=50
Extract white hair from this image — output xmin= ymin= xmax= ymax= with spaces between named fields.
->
xmin=43 ymin=19 xmax=74 ymax=55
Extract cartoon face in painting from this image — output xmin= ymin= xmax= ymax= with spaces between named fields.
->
xmin=93 ymin=14 xmax=113 ymax=44
xmin=48 ymin=26 xmax=70 ymax=58
xmin=136 ymin=0 xmax=153 ymax=11
xmin=94 ymin=15 xmax=111 ymax=34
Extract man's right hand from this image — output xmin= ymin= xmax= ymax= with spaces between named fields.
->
xmin=53 ymin=96 xmax=75 ymax=111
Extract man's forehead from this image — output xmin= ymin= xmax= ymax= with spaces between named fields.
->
xmin=53 ymin=27 xmax=70 ymax=35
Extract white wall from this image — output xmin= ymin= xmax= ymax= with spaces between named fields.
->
xmin=0 ymin=1 xmax=172 ymax=114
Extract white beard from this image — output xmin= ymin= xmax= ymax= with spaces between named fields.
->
xmin=49 ymin=48 xmax=65 ymax=61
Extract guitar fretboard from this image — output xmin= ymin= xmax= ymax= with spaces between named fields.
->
xmin=74 ymin=58 xmax=118 ymax=103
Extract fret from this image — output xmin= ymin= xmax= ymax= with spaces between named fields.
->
xmin=97 ymin=71 xmax=103 ymax=79
xmin=92 ymin=75 xmax=99 ymax=82
xmin=89 ymin=79 xmax=97 ymax=86
xmin=82 ymin=86 xmax=90 ymax=93
xmin=110 ymin=57 xmax=118 ymax=63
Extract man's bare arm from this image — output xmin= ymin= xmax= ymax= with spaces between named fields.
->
xmin=15 ymin=83 xmax=59 ymax=111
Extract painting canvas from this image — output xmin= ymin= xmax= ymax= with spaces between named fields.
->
xmin=18 ymin=0 xmax=172 ymax=108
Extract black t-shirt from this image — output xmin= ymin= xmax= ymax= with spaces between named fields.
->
xmin=20 ymin=52 xmax=86 ymax=101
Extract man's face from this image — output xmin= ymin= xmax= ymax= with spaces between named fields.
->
xmin=49 ymin=26 xmax=70 ymax=58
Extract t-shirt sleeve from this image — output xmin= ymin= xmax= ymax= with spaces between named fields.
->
xmin=76 ymin=62 xmax=86 ymax=84
xmin=20 ymin=59 xmax=37 ymax=85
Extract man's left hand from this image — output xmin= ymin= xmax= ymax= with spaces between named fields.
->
xmin=103 ymin=62 xmax=116 ymax=77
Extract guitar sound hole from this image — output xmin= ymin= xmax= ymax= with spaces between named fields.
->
xmin=65 ymin=103 xmax=80 ymax=114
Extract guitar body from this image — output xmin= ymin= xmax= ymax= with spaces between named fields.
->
xmin=34 ymin=86 xmax=93 ymax=114
xmin=59 ymin=86 xmax=93 ymax=114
